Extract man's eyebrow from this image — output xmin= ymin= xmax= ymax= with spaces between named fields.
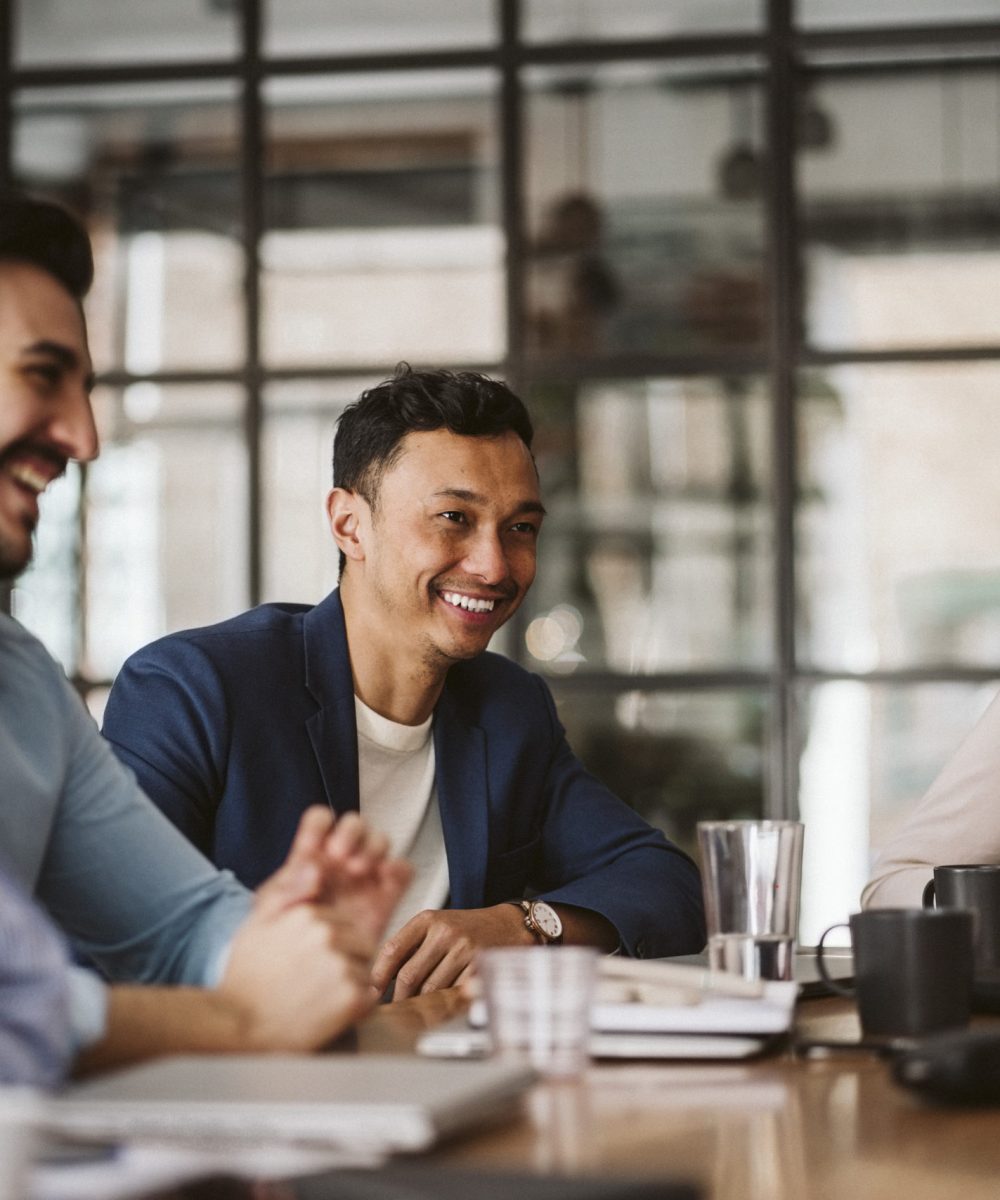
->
xmin=21 ymin=339 xmax=96 ymax=391
xmin=430 ymin=488 xmax=547 ymax=517
xmin=22 ymin=339 xmax=78 ymax=367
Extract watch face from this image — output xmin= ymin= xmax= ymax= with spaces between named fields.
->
xmin=532 ymin=902 xmax=562 ymax=940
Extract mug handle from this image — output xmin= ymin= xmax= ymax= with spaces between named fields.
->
xmin=922 ymin=877 xmax=936 ymax=908
xmin=816 ymin=922 xmax=855 ymax=997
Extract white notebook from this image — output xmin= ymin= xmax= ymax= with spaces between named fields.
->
xmin=49 ymin=1054 xmax=535 ymax=1151
xmin=419 ymin=968 xmax=797 ymax=1062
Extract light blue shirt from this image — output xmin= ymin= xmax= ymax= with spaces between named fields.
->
xmin=0 ymin=614 xmax=252 ymax=1051
xmin=0 ymin=860 xmax=73 ymax=1087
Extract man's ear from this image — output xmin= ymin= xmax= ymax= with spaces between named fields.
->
xmin=326 ymin=487 xmax=366 ymax=563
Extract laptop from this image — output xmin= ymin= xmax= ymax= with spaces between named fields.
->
xmin=293 ymin=1165 xmax=702 ymax=1200
xmin=134 ymin=1165 xmax=702 ymax=1200
xmin=49 ymin=1054 xmax=535 ymax=1151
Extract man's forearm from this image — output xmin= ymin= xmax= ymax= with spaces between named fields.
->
xmin=72 ymin=985 xmax=254 ymax=1077
xmin=552 ymin=903 xmax=619 ymax=952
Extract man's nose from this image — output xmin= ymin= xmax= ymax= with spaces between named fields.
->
xmin=464 ymin=529 xmax=508 ymax=583
xmin=52 ymin=384 xmax=99 ymax=463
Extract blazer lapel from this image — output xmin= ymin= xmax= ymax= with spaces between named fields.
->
xmin=434 ymin=686 xmax=490 ymax=908
xmin=303 ymin=589 xmax=360 ymax=814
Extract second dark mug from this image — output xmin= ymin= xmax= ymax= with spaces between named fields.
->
xmin=923 ymin=865 xmax=1000 ymax=976
xmin=817 ymin=908 xmax=974 ymax=1038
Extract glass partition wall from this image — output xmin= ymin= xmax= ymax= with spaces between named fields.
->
xmin=4 ymin=0 xmax=1000 ymax=942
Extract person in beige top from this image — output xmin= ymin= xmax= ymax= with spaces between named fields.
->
xmin=863 ymin=689 xmax=1000 ymax=908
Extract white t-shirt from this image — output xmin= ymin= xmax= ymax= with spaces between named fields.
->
xmin=355 ymin=696 xmax=450 ymax=939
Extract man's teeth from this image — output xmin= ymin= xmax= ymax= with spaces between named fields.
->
xmin=442 ymin=591 xmax=496 ymax=614
xmin=7 ymin=463 xmax=50 ymax=494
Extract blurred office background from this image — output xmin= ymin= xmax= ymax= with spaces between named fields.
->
xmin=3 ymin=0 xmax=1000 ymax=941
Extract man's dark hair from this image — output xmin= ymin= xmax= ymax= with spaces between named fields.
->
xmin=332 ymin=365 xmax=535 ymax=573
xmin=0 ymin=190 xmax=94 ymax=300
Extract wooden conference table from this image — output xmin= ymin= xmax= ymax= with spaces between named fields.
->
xmin=350 ymin=989 xmax=1000 ymax=1200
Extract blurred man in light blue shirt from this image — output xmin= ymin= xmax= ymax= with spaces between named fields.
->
xmin=0 ymin=190 xmax=410 ymax=1080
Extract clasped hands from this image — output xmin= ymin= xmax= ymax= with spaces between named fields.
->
xmin=219 ymin=807 xmax=411 ymax=1049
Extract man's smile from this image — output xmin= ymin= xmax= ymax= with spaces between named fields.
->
xmin=0 ymin=445 xmax=67 ymax=534
xmin=440 ymin=590 xmax=497 ymax=614
xmin=1 ymin=444 xmax=66 ymax=497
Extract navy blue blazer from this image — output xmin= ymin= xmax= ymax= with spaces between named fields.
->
xmin=102 ymin=590 xmax=706 ymax=957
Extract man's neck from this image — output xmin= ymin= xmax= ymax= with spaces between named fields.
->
xmin=339 ymin=584 xmax=446 ymax=726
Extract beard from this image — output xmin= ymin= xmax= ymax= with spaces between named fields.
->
xmin=0 ymin=525 xmax=32 ymax=580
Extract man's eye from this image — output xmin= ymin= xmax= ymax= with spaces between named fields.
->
xmin=510 ymin=522 xmax=539 ymax=536
xmin=28 ymin=365 xmax=61 ymax=387
xmin=440 ymin=511 xmax=467 ymax=524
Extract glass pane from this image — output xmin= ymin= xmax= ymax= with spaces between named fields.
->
xmin=261 ymin=378 xmax=382 ymax=603
xmin=554 ymin=687 xmax=767 ymax=863
xmin=799 ymin=2 xmax=1000 ymax=28
xmin=525 ymin=1 xmax=763 ymax=40
xmin=12 ymin=82 xmax=243 ymax=373
xmin=265 ymin=0 xmax=495 ymax=55
xmin=14 ymin=0 xmax=239 ymax=66
xmin=83 ymin=385 xmax=248 ymax=681
xmin=801 ymin=62 xmax=1000 ymax=351
xmin=525 ymin=376 xmax=772 ymax=674
xmin=799 ymin=364 xmax=1000 ymax=671
xmin=262 ymin=72 xmax=504 ymax=368
xmin=524 ymin=60 xmax=768 ymax=361
xmin=10 ymin=465 xmax=83 ymax=674
xmin=798 ymin=681 xmax=996 ymax=944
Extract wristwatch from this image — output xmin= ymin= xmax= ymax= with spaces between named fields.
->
xmin=514 ymin=899 xmax=563 ymax=945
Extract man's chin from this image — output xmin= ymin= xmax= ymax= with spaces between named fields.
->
xmin=0 ymin=535 xmax=32 ymax=582
xmin=442 ymin=628 xmax=500 ymax=663
xmin=424 ymin=630 xmax=490 ymax=668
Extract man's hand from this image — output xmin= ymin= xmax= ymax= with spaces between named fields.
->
xmin=371 ymin=904 xmax=532 ymax=1001
xmin=217 ymin=808 xmax=413 ymax=1049
xmin=255 ymin=807 xmax=412 ymax=942
xmin=219 ymin=902 xmax=378 ymax=1050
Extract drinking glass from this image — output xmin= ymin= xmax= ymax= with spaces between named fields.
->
xmin=479 ymin=946 xmax=598 ymax=1079
xmin=697 ymin=820 xmax=804 ymax=982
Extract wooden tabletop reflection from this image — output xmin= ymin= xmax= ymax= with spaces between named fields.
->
xmin=357 ymin=992 xmax=1000 ymax=1200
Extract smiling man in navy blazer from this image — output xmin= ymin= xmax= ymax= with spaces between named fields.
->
xmin=103 ymin=366 xmax=705 ymax=998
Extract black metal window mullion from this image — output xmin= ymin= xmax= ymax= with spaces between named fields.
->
xmin=499 ymin=0 xmax=524 ymax=389
xmin=0 ymin=0 xmax=11 ymax=191
xmin=240 ymin=0 xmax=264 ymax=610
xmin=765 ymin=0 xmax=801 ymax=821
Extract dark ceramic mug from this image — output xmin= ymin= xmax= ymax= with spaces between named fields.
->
xmin=923 ymin=865 xmax=1000 ymax=977
xmin=817 ymin=908 xmax=974 ymax=1038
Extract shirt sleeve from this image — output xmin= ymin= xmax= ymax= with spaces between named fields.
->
xmin=35 ymin=654 xmax=253 ymax=988
xmin=0 ymin=863 xmax=74 ymax=1088
xmin=863 ymin=688 xmax=1000 ymax=908
xmin=66 ymin=967 xmax=109 ymax=1052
